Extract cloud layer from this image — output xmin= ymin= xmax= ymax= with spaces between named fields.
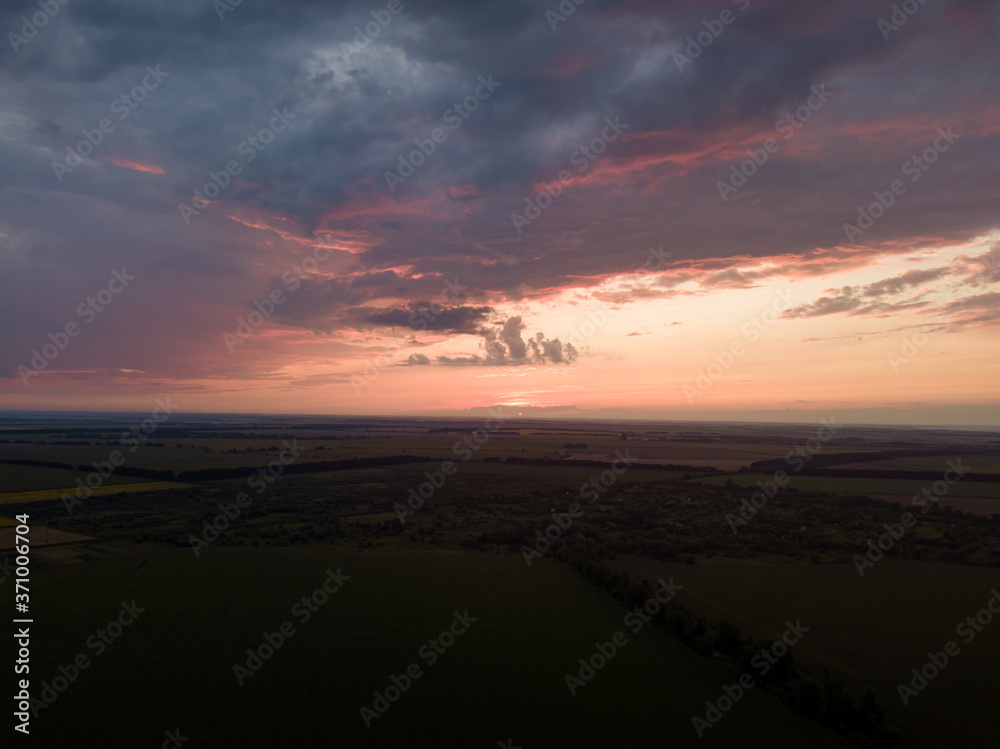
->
xmin=1 ymin=0 xmax=998 ymax=418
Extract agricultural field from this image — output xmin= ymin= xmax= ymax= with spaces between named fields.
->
xmin=0 ymin=482 xmax=190 ymax=505
xmin=602 ymin=557 xmax=1000 ymax=749
xmin=0 ymin=462 xmax=150 ymax=492
xmin=26 ymin=547 xmax=853 ymax=749
xmin=3 ymin=413 xmax=999 ymax=748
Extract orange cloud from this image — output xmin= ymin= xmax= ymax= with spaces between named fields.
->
xmin=100 ymin=156 xmax=165 ymax=175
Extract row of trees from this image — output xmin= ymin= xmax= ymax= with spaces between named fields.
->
xmin=563 ymin=551 xmax=904 ymax=748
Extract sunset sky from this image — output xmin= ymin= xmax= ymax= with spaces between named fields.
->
xmin=1 ymin=0 xmax=998 ymax=424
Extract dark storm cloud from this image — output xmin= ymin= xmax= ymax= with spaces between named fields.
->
xmin=366 ymin=304 xmax=491 ymax=333
xmin=350 ymin=270 xmax=404 ymax=289
xmin=437 ymin=355 xmax=482 ymax=365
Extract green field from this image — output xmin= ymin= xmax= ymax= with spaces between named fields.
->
xmin=0 ymin=462 xmax=150 ymax=492
xmin=0 ymin=481 xmax=190 ymax=504
xmin=605 ymin=557 xmax=1000 ymax=749
xmin=27 ymin=548 xmax=854 ymax=748
xmin=694 ymin=473 xmax=1000 ymax=500
xmin=399 ymin=460 xmax=689 ymax=482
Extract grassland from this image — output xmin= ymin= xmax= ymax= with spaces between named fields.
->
xmin=0 ymin=462 xmax=150 ymax=492
xmin=0 ymin=481 xmax=190 ymax=504
xmin=26 ymin=547 xmax=855 ymax=748
xmin=603 ymin=557 xmax=1000 ymax=749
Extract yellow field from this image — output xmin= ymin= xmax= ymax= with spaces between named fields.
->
xmin=0 ymin=481 xmax=190 ymax=504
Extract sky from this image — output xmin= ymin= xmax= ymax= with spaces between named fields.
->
xmin=1 ymin=0 xmax=998 ymax=424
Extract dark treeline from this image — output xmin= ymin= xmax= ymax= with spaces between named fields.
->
xmin=75 ymin=465 xmax=177 ymax=481
xmin=562 ymin=551 xmax=904 ymax=748
xmin=748 ymin=448 xmax=999 ymax=477
xmin=498 ymin=456 xmax=717 ymax=474
xmin=175 ymin=455 xmax=432 ymax=482
xmin=764 ymin=467 xmax=1000 ymax=484
xmin=0 ymin=458 xmax=75 ymax=470
xmin=737 ymin=463 xmax=1000 ymax=483
xmin=0 ymin=428 xmax=297 ymax=439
